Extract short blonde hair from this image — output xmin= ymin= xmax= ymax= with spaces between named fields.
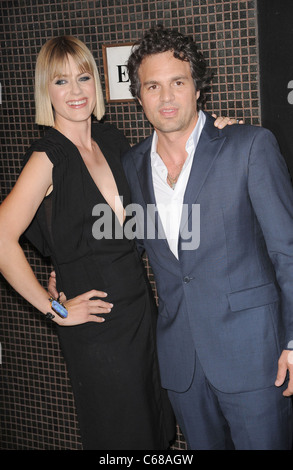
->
xmin=35 ymin=36 xmax=105 ymax=126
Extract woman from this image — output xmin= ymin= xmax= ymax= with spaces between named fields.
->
xmin=0 ymin=35 xmax=235 ymax=449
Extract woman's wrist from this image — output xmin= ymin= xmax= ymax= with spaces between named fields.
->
xmin=43 ymin=296 xmax=68 ymax=323
xmin=48 ymin=296 xmax=68 ymax=318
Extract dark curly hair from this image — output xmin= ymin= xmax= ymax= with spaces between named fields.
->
xmin=127 ymin=25 xmax=213 ymax=110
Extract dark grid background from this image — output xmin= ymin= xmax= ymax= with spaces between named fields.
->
xmin=0 ymin=0 xmax=259 ymax=450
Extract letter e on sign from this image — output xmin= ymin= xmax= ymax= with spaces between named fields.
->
xmin=287 ymin=80 xmax=293 ymax=104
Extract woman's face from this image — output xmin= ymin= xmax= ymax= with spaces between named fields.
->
xmin=48 ymin=54 xmax=96 ymax=127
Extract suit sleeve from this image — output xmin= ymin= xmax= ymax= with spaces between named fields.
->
xmin=247 ymin=128 xmax=293 ymax=348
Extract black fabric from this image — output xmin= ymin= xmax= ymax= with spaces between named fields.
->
xmin=23 ymin=122 xmax=175 ymax=449
xmin=257 ymin=0 xmax=293 ymax=178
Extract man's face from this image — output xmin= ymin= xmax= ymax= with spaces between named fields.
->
xmin=138 ymin=50 xmax=200 ymax=137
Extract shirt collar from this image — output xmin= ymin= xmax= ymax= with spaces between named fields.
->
xmin=151 ymin=110 xmax=206 ymax=169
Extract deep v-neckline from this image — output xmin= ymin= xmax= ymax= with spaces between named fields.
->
xmin=52 ymin=127 xmax=126 ymax=227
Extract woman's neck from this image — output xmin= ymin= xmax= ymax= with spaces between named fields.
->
xmin=54 ymin=117 xmax=93 ymax=151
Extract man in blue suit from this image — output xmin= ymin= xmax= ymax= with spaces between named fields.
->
xmin=122 ymin=25 xmax=293 ymax=449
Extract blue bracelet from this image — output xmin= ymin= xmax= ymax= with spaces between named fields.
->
xmin=49 ymin=297 xmax=68 ymax=318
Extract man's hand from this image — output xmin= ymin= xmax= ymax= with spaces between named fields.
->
xmin=275 ymin=350 xmax=293 ymax=396
xmin=212 ymin=114 xmax=244 ymax=129
xmin=48 ymin=270 xmax=66 ymax=303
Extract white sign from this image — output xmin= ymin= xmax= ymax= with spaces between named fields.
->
xmin=102 ymin=44 xmax=135 ymax=102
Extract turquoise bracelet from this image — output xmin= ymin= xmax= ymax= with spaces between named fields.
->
xmin=48 ymin=297 xmax=68 ymax=318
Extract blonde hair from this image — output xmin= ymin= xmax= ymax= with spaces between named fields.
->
xmin=35 ymin=36 xmax=105 ymax=126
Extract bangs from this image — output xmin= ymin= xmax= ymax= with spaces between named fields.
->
xmin=48 ymin=51 xmax=93 ymax=81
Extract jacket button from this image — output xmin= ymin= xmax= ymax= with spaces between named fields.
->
xmin=183 ymin=276 xmax=190 ymax=283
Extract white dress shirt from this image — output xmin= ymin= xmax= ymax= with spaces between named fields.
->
xmin=150 ymin=110 xmax=206 ymax=258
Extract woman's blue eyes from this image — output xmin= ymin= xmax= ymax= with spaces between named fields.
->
xmin=55 ymin=79 xmax=66 ymax=85
xmin=79 ymin=76 xmax=91 ymax=82
xmin=54 ymin=75 xmax=91 ymax=85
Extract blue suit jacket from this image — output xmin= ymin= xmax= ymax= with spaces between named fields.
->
xmin=122 ymin=112 xmax=293 ymax=393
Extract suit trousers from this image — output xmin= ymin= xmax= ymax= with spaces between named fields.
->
xmin=167 ymin=353 xmax=293 ymax=450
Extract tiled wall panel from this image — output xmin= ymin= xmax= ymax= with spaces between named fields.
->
xmin=0 ymin=0 xmax=259 ymax=450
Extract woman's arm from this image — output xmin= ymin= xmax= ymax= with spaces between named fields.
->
xmin=0 ymin=151 xmax=54 ymax=311
xmin=0 ymin=152 xmax=112 ymax=325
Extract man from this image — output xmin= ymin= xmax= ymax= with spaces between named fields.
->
xmin=122 ymin=25 xmax=293 ymax=449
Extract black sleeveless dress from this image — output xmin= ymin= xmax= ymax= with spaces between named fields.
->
xmin=23 ymin=122 xmax=175 ymax=450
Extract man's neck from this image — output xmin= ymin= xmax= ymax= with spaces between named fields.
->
xmin=156 ymin=117 xmax=198 ymax=165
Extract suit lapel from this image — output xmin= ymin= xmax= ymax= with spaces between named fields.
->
xmin=135 ymin=139 xmax=156 ymax=207
xmin=133 ymin=137 xmax=168 ymax=244
xmin=179 ymin=113 xmax=226 ymax=251
xmin=183 ymin=112 xmax=226 ymax=206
